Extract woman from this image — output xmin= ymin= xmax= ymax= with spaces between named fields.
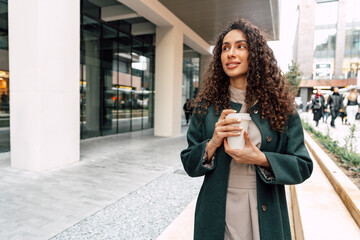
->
xmin=344 ymin=88 xmax=360 ymax=125
xmin=180 ymin=19 xmax=313 ymax=240
xmin=311 ymin=89 xmax=325 ymax=126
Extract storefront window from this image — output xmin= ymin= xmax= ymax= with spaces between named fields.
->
xmin=342 ymin=0 xmax=360 ymax=78
xmin=0 ymin=0 xmax=9 ymax=152
xmin=117 ymin=32 xmax=132 ymax=133
xmin=313 ymin=1 xmax=338 ymax=80
xmin=182 ymin=46 xmax=200 ymax=123
xmin=80 ymin=16 xmax=101 ymax=138
xmin=81 ymin=0 xmax=155 ymax=139
xmin=102 ymin=25 xmax=118 ymax=135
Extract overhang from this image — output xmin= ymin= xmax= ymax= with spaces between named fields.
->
xmin=158 ymin=0 xmax=280 ymax=43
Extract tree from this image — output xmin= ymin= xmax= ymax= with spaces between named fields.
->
xmin=285 ymin=60 xmax=302 ymax=95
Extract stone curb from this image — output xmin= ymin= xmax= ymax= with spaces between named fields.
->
xmin=303 ymin=131 xmax=360 ymax=228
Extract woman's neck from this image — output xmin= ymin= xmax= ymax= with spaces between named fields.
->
xmin=229 ymin=77 xmax=247 ymax=90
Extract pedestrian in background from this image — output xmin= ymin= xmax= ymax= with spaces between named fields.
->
xmin=183 ymin=99 xmax=193 ymax=125
xmin=322 ymin=94 xmax=330 ymax=123
xmin=180 ymin=18 xmax=313 ymax=240
xmin=327 ymin=87 xmax=343 ymax=128
xmin=343 ymin=87 xmax=360 ymax=125
xmin=311 ymin=89 xmax=325 ymax=127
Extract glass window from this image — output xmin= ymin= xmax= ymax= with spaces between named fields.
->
xmin=182 ymin=47 xmax=200 ymax=124
xmin=343 ymin=0 xmax=360 ymax=78
xmin=142 ymin=43 xmax=155 ymax=129
xmin=315 ymin=1 xmax=338 ymax=26
xmin=101 ymin=25 xmax=118 ymax=136
xmin=346 ymin=0 xmax=360 ymax=24
xmin=80 ymin=3 xmax=155 ymax=138
xmin=117 ymin=32 xmax=132 ymax=133
xmin=313 ymin=1 xmax=338 ymax=80
xmin=131 ymin=38 xmax=144 ymax=131
xmin=0 ymin=0 xmax=9 ymax=152
xmin=80 ymin=16 xmax=101 ymax=138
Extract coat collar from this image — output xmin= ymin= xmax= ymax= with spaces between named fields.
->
xmin=229 ymin=101 xmax=260 ymax=113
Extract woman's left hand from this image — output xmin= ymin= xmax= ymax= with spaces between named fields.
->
xmin=224 ymin=130 xmax=270 ymax=168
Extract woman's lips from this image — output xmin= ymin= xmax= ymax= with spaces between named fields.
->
xmin=226 ymin=62 xmax=240 ymax=69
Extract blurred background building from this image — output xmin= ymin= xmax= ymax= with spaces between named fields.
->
xmin=294 ymin=0 xmax=360 ymax=108
xmin=0 ymin=0 xmax=279 ymax=171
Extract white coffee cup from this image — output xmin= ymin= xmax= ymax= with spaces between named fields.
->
xmin=225 ymin=113 xmax=252 ymax=149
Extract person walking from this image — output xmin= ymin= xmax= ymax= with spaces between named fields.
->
xmin=327 ymin=87 xmax=343 ymax=128
xmin=343 ymin=87 xmax=360 ymax=125
xmin=311 ymin=89 xmax=325 ymax=126
xmin=180 ymin=19 xmax=313 ymax=240
xmin=322 ymin=95 xmax=330 ymax=123
xmin=183 ymin=99 xmax=193 ymax=125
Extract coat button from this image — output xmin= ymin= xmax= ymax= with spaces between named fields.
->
xmin=253 ymin=109 xmax=258 ymax=114
xmin=266 ymin=136 xmax=272 ymax=142
xmin=262 ymin=204 xmax=267 ymax=212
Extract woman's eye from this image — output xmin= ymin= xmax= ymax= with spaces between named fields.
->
xmin=223 ymin=46 xmax=229 ymax=51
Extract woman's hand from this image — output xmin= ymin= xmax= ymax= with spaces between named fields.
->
xmin=224 ymin=130 xmax=270 ymax=168
xmin=206 ymin=109 xmax=242 ymax=160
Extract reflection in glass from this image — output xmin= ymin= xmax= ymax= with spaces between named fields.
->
xmin=102 ymin=25 xmax=117 ymax=135
xmin=0 ymin=0 xmax=9 ymax=152
xmin=313 ymin=29 xmax=336 ymax=80
xmin=81 ymin=16 xmax=101 ymax=138
xmin=131 ymin=38 xmax=143 ymax=131
xmin=80 ymin=5 xmax=155 ymax=138
xmin=117 ymin=32 xmax=132 ymax=133
xmin=343 ymin=0 xmax=360 ymax=78
xmin=343 ymin=28 xmax=360 ymax=78
xmin=182 ymin=49 xmax=200 ymax=124
xmin=183 ymin=58 xmax=200 ymax=99
xmin=142 ymin=43 xmax=155 ymax=129
xmin=313 ymin=1 xmax=338 ymax=80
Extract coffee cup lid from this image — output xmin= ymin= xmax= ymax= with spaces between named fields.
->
xmin=225 ymin=113 xmax=252 ymax=120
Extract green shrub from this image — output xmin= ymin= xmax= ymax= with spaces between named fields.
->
xmin=301 ymin=120 xmax=360 ymax=170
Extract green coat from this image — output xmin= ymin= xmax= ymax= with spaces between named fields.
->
xmin=180 ymin=102 xmax=313 ymax=240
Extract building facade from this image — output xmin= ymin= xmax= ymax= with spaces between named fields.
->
xmin=1 ymin=0 xmax=278 ymax=171
xmin=294 ymin=0 xmax=360 ymax=106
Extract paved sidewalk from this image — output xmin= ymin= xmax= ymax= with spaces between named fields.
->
xmin=0 ymin=127 xmax=195 ymax=240
xmin=301 ymin=111 xmax=360 ymax=153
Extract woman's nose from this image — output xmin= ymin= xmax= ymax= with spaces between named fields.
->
xmin=227 ymin=47 xmax=235 ymax=58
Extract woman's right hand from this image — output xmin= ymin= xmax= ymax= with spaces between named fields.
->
xmin=206 ymin=109 xmax=242 ymax=159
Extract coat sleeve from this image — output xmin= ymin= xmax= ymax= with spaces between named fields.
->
xmin=257 ymin=113 xmax=313 ymax=185
xmin=180 ymin=113 xmax=216 ymax=177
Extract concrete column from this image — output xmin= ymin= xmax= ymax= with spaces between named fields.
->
xmin=334 ymin=0 xmax=346 ymax=78
xmin=297 ymin=0 xmax=316 ymax=78
xmin=154 ymin=26 xmax=183 ymax=137
xmin=8 ymin=0 xmax=80 ymax=171
xmin=199 ymin=54 xmax=211 ymax=91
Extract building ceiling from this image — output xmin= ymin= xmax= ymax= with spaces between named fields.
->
xmin=158 ymin=0 xmax=280 ymax=42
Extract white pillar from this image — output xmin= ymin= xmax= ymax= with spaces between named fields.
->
xmin=334 ymin=0 xmax=346 ymax=78
xmin=8 ymin=0 xmax=80 ymax=171
xmin=155 ymin=26 xmax=183 ymax=137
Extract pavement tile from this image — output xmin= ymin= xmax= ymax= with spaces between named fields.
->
xmin=0 ymin=128 xmax=188 ymax=239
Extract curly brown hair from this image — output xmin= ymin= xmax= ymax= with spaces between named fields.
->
xmin=195 ymin=18 xmax=294 ymax=131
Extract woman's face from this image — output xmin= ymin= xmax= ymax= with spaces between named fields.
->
xmin=221 ymin=30 xmax=249 ymax=81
